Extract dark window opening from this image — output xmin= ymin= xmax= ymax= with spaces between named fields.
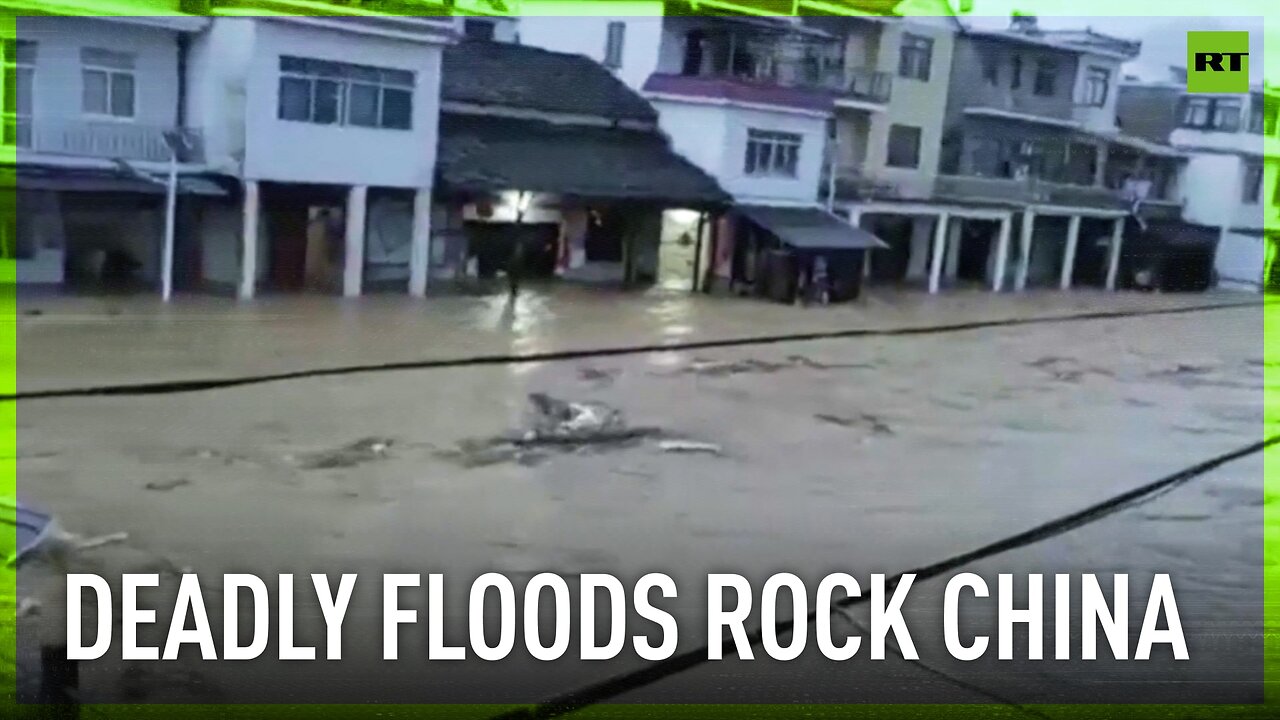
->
xmin=898 ymin=33 xmax=932 ymax=82
xmin=887 ymin=124 xmax=922 ymax=169
xmin=1033 ymin=59 xmax=1057 ymax=96
xmin=464 ymin=19 xmax=496 ymax=41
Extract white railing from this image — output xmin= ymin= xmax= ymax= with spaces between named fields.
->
xmin=10 ymin=117 xmax=203 ymax=164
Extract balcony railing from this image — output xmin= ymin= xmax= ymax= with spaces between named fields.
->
xmin=5 ymin=117 xmax=204 ymax=164
xmin=838 ymin=67 xmax=892 ymax=105
xmin=934 ymin=174 xmax=1184 ymax=212
xmin=823 ymin=164 xmax=902 ymax=200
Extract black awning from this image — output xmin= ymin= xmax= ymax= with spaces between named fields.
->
xmin=738 ymin=204 xmax=888 ymax=250
xmin=436 ymin=114 xmax=730 ymax=207
xmin=15 ymin=166 xmax=228 ymax=197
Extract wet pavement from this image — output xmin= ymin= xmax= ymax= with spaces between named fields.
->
xmin=7 ymin=286 xmax=1273 ymax=708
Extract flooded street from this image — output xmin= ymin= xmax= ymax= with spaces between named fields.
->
xmin=9 ymin=287 xmax=1272 ymax=708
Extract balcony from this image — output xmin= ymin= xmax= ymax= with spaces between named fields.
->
xmin=4 ymin=117 xmax=204 ymax=165
xmin=934 ymin=174 xmax=1131 ymax=210
xmin=836 ymin=67 xmax=892 ymax=105
xmin=824 ymin=164 xmax=902 ymax=201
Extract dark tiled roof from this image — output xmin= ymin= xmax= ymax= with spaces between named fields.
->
xmin=737 ymin=204 xmax=887 ymax=250
xmin=442 ymin=40 xmax=658 ymax=123
xmin=436 ymin=113 xmax=729 ymax=206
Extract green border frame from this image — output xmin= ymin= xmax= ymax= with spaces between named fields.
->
xmin=1 ymin=1 xmax=1277 ymax=717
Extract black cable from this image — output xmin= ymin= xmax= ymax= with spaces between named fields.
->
xmin=490 ymin=433 xmax=1280 ymax=719
xmin=3 ymin=299 xmax=1262 ymax=402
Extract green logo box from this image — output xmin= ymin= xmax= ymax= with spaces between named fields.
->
xmin=1187 ymin=30 xmax=1250 ymax=93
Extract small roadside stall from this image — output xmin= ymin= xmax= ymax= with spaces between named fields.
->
xmin=728 ymin=204 xmax=887 ymax=304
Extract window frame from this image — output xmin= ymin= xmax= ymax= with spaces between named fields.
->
xmin=1263 ymin=97 xmax=1279 ymax=136
xmin=1242 ymin=162 xmax=1264 ymax=205
xmin=277 ymin=55 xmax=415 ymax=131
xmin=981 ymin=49 xmax=999 ymax=86
xmin=80 ymin=47 xmax=136 ymax=120
xmin=2 ymin=38 xmax=35 ymax=149
xmin=1010 ymin=54 xmax=1022 ymax=89
xmin=1180 ymin=96 xmax=1243 ymax=132
xmin=1082 ymin=66 xmax=1110 ymax=107
xmin=898 ymin=33 xmax=933 ymax=82
xmin=743 ymin=128 xmax=802 ymax=179
xmin=1032 ymin=58 xmax=1057 ymax=97
xmin=1247 ymin=94 xmax=1265 ymax=134
xmin=886 ymin=124 xmax=922 ymax=169
xmin=463 ymin=18 xmax=496 ymax=41
xmin=604 ymin=21 xmax=626 ymax=70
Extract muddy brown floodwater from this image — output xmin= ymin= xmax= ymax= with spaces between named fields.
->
xmin=8 ymin=286 xmax=1272 ymax=709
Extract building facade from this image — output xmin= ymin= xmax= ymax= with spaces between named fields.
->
xmin=3 ymin=13 xmax=214 ymax=289
xmin=1119 ymin=82 xmax=1279 ymax=291
xmin=2 ymin=1 xmax=455 ymax=298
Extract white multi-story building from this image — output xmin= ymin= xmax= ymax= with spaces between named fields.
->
xmin=3 ymin=12 xmax=212 ymax=287
xmin=189 ymin=10 xmax=452 ymax=299
xmin=1119 ymin=79 xmax=1280 ymax=291
xmin=3 ymin=1 xmax=455 ymax=299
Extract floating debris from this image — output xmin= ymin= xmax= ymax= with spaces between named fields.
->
xmin=658 ymin=440 xmax=722 ymax=455
xmin=75 ymin=531 xmax=129 ymax=551
xmin=1025 ymin=356 xmax=1114 ymax=383
xmin=786 ymin=355 xmax=878 ymax=371
xmin=438 ymin=394 xmax=670 ymax=468
xmin=17 ymin=596 xmax=41 ymax=618
xmin=144 ymin=478 xmax=191 ymax=492
xmin=815 ymin=413 xmax=894 ymax=436
xmin=299 ymin=437 xmax=393 ymax=470
xmin=679 ymin=358 xmax=792 ymax=377
xmin=577 ymin=366 xmax=619 ymax=385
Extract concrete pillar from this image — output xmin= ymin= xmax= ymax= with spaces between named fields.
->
xmin=928 ymin=212 xmax=949 ymax=295
xmin=992 ymin=214 xmax=1012 ymax=292
xmin=343 ymin=185 xmax=368 ymax=298
xmin=1015 ymin=210 xmax=1036 ymax=291
xmin=944 ymin=217 xmax=962 ymax=280
xmin=238 ymin=179 xmax=259 ymax=300
xmin=1059 ymin=214 xmax=1082 ymax=290
xmin=409 ymin=187 xmax=432 ymax=297
xmin=1105 ymin=216 xmax=1125 ymax=291
xmin=906 ymin=217 xmax=932 ymax=280
xmin=849 ymin=209 xmax=871 ymax=279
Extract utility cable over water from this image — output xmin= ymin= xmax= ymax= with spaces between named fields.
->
xmin=2 ymin=300 xmax=1265 ymax=402
xmin=490 ymin=434 xmax=1280 ymax=719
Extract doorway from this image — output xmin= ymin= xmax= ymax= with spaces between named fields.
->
xmin=261 ymin=183 xmax=347 ymax=293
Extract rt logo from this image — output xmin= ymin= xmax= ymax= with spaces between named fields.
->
xmin=1187 ymin=31 xmax=1249 ymax=93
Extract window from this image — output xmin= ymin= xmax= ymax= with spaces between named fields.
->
xmin=1265 ymin=97 xmax=1279 ymax=136
xmin=1243 ymin=162 xmax=1263 ymax=204
xmin=604 ymin=21 xmax=625 ymax=70
xmin=81 ymin=48 xmax=135 ymax=118
xmin=1066 ymin=142 xmax=1098 ymax=185
xmin=1212 ymin=98 xmax=1242 ymax=132
xmin=278 ymin=56 xmax=414 ymax=130
xmin=744 ymin=129 xmax=801 ymax=178
xmin=886 ymin=124 xmax=922 ymax=169
xmin=981 ymin=50 xmax=999 ymax=85
xmin=1249 ymin=92 xmax=1269 ymax=133
xmin=1181 ymin=97 xmax=1211 ymax=127
xmin=898 ymin=33 xmax=932 ymax=82
xmin=1010 ymin=54 xmax=1022 ymax=89
xmin=2 ymin=39 xmax=35 ymax=148
xmin=1082 ymin=66 xmax=1110 ymax=107
xmin=1033 ymin=59 xmax=1056 ymax=96
xmin=1181 ymin=96 xmax=1241 ymax=132
xmin=463 ymin=19 xmax=495 ymax=41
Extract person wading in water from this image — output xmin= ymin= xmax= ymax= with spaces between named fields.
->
xmin=507 ymin=235 xmax=526 ymax=300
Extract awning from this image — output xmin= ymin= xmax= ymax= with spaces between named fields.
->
xmin=15 ymin=166 xmax=229 ymax=197
xmin=737 ymin=204 xmax=888 ymax=250
xmin=436 ymin=114 xmax=730 ymax=207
